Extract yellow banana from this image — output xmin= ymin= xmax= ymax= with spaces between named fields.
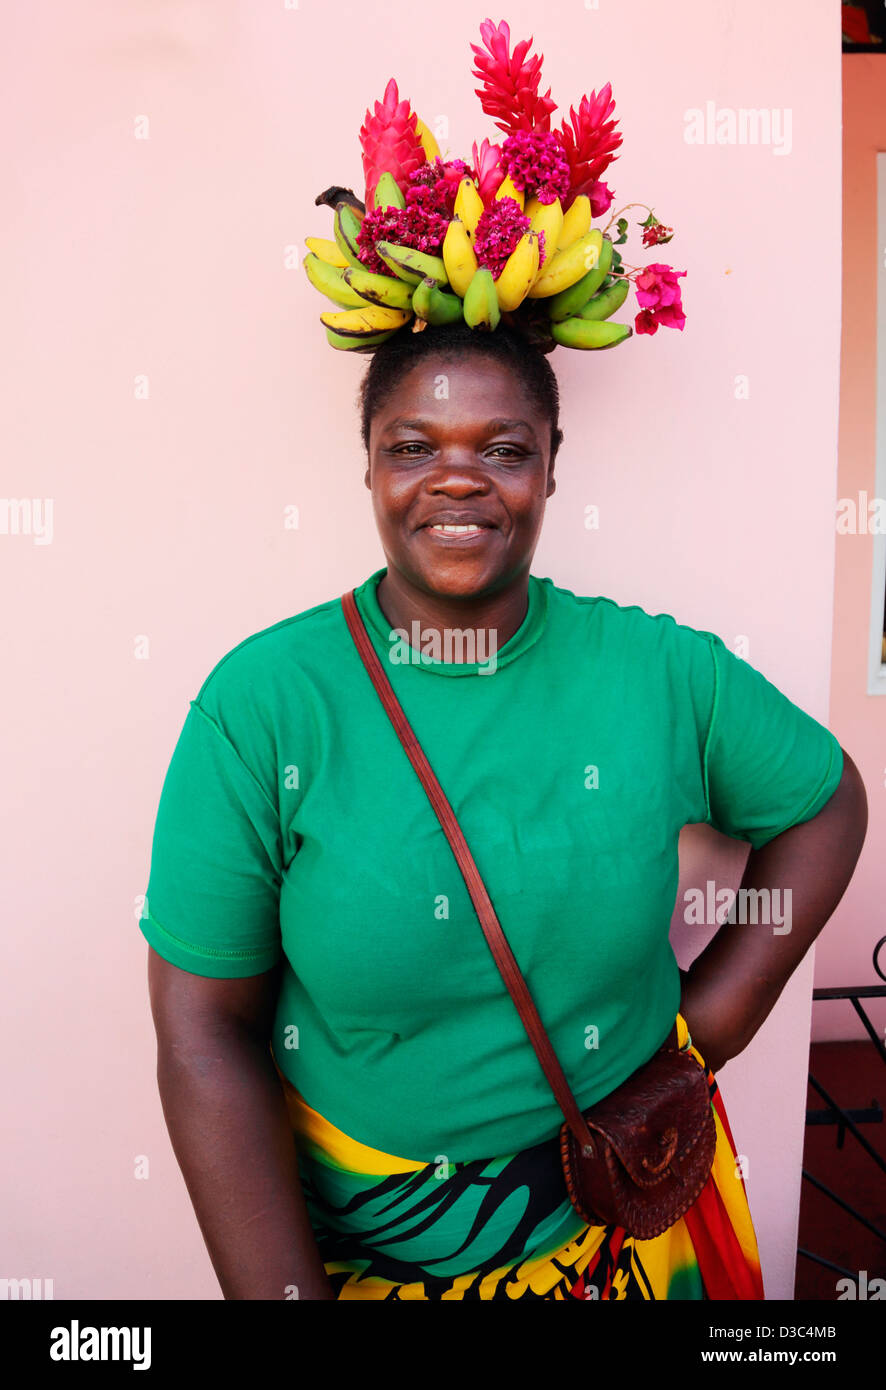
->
xmin=305 ymin=236 xmax=349 ymax=267
xmin=454 ymin=177 xmax=485 ymax=239
xmin=442 ymin=217 xmax=478 ymax=297
xmin=556 ymin=195 xmax=592 ymax=251
xmin=494 ymin=172 xmax=524 ymax=211
xmin=303 ymin=253 xmax=367 ymax=308
xmin=320 ymin=305 xmax=412 ymax=335
xmin=526 ymin=230 xmax=604 ymax=299
xmin=525 ymin=196 xmax=564 ymax=258
xmin=414 ymin=116 xmax=440 ymax=162
xmin=494 ymin=232 xmax=540 ymax=311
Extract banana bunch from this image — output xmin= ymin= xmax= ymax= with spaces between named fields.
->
xmin=302 ymin=173 xmax=633 ymax=351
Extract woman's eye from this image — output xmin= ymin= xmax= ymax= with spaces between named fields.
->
xmin=389 ymin=443 xmax=523 ymax=459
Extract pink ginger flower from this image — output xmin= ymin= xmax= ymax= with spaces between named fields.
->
xmin=359 ymin=77 xmax=427 ymax=210
xmin=558 ymin=86 xmax=623 ymax=212
xmin=472 ymin=137 xmax=505 ymax=203
xmin=634 ymin=263 xmax=687 ymax=334
xmin=470 ymin=17 xmax=557 ymax=134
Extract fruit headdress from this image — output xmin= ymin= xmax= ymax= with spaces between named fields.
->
xmin=303 ymin=16 xmax=686 ymax=355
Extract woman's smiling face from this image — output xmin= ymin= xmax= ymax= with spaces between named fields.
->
xmin=364 ymin=353 xmax=557 ymax=601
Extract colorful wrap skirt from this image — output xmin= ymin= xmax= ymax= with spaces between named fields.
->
xmin=274 ymin=1013 xmax=765 ymax=1301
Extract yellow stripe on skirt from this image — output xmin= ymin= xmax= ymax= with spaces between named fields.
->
xmin=274 ymin=1013 xmax=765 ymax=1301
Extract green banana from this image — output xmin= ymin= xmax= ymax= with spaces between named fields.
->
xmin=412 ymin=277 xmax=464 ymax=325
xmin=375 ymin=240 xmax=448 ymax=287
xmin=303 ymin=253 xmax=367 ymax=307
xmin=333 ymin=202 xmax=365 ymax=269
xmin=577 ymin=277 xmax=630 ymax=321
xmin=374 ymin=172 xmax=406 ymax=210
xmin=342 ymin=263 xmax=414 ymax=310
xmin=324 ymin=325 xmax=399 ymax=351
xmin=549 ymin=317 xmax=632 ymax=350
xmin=547 ymin=234 xmax=613 ymax=321
xmin=462 ymin=266 xmax=500 ymax=331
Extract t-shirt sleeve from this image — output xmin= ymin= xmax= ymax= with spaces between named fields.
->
xmin=701 ymin=633 xmax=844 ymax=850
xmin=139 ymin=698 xmax=283 ymax=978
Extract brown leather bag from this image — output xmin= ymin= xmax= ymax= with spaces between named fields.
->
xmin=341 ymin=588 xmax=717 ymax=1240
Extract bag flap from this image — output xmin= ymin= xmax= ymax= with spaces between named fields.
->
xmin=584 ymin=1050 xmax=711 ymax=1187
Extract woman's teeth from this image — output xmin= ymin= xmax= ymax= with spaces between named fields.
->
xmin=429 ymin=524 xmax=487 ymax=533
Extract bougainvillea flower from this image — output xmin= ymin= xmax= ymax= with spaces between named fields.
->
xmin=633 ymin=264 xmax=687 ymax=332
xmin=641 ymin=216 xmax=674 ymax=248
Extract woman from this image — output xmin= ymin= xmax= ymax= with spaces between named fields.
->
xmin=142 ymin=320 xmax=867 ymax=1300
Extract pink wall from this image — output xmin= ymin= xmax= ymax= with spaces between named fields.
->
xmin=1 ymin=3 xmax=847 ymax=1301
xmin=813 ymin=55 xmax=886 ymax=1043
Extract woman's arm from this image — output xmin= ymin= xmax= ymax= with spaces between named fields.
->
xmin=148 ymin=949 xmax=336 ymax=1300
xmin=679 ymin=747 xmax=868 ymax=1073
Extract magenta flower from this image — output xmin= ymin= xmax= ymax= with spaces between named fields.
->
xmin=588 ymin=180 xmax=614 ymax=217
xmin=357 ymin=157 xmax=472 ymax=272
xmin=633 ymin=263 xmax=687 ymax=333
xmin=357 ymin=201 xmax=451 ymax=273
xmin=473 ymin=197 xmax=542 ymax=278
xmin=408 ymin=156 xmax=470 ymax=215
xmin=500 ymin=129 xmax=571 ymax=203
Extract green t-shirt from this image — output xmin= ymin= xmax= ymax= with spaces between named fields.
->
xmin=139 ymin=567 xmax=843 ymax=1161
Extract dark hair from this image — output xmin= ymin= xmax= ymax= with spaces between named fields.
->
xmin=357 ymin=320 xmax=564 ymax=462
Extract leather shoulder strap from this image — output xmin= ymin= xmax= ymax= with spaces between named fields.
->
xmin=341 ymin=588 xmax=596 ymax=1154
